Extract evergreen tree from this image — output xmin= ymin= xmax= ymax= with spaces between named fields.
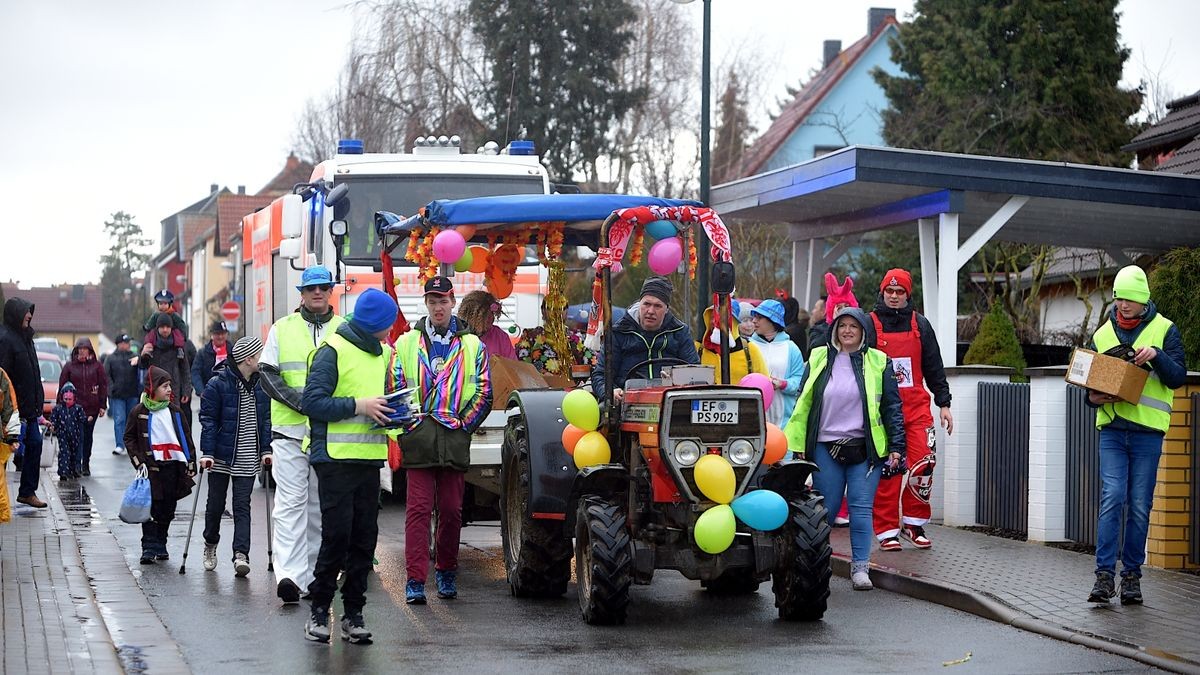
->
xmin=468 ymin=0 xmax=646 ymax=183
xmin=1149 ymin=248 xmax=1200 ymax=370
xmin=98 ymin=212 xmax=152 ymax=338
xmin=964 ymin=301 xmax=1027 ymax=373
xmin=875 ymin=0 xmax=1142 ymax=167
xmin=711 ymin=68 xmax=754 ymax=184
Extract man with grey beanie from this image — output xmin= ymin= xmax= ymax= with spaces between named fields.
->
xmin=592 ymin=276 xmax=699 ymax=401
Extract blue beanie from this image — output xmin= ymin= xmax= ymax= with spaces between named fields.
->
xmin=350 ymin=288 xmax=398 ymax=334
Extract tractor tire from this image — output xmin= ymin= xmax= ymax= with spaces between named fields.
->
xmin=703 ymin=568 xmax=761 ymax=595
xmin=575 ymin=496 xmax=632 ymax=625
xmin=773 ymin=491 xmax=832 ymax=621
xmin=500 ymin=425 xmax=572 ymax=598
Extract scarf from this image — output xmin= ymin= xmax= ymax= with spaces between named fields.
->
xmin=425 ymin=316 xmax=459 ymax=362
xmin=142 ymin=393 xmax=170 ymax=412
xmin=1116 ymin=313 xmax=1143 ymax=331
xmin=300 ymin=306 xmax=335 ymax=325
xmin=143 ymin=397 xmax=188 ymax=462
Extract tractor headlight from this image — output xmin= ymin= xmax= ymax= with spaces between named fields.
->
xmin=728 ymin=439 xmax=755 ymax=465
xmin=673 ymin=440 xmax=701 ymax=466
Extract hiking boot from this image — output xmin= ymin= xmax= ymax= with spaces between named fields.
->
xmin=17 ymin=494 xmax=47 ymax=509
xmin=233 ymin=552 xmax=250 ymax=578
xmin=879 ymin=537 xmax=902 ymax=552
xmin=277 ymin=578 xmax=301 ymax=604
xmin=1088 ymin=571 xmax=1116 ymax=603
xmin=405 ymin=579 xmax=426 ymax=605
xmin=140 ymin=552 xmax=156 ymax=565
xmin=1120 ymin=575 xmax=1143 ymax=605
xmin=435 ymin=570 xmax=458 ymax=599
xmin=851 ymin=562 xmax=873 ymax=590
xmin=304 ymin=606 xmax=331 ymax=643
xmin=901 ymin=525 xmax=932 ymax=549
xmin=340 ymin=612 xmax=373 ymax=644
xmin=202 ymin=544 xmax=217 ymax=572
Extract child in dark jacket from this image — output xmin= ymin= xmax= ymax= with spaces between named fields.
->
xmin=124 ymin=366 xmax=197 ymax=564
xmin=142 ymin=289 xmax=189 ymax=351
xmin=50 ymin=383 xmax=89 ymax=479
xmin=198 ymin=337 xmax=272 ymax=576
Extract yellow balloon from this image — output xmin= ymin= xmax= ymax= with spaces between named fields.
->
xmin=693 ymin=454 xmax=735 ymax=504
xmin=573 ymin=431 xmax=611 ymax=469
xmin=694 ymin=504 xmax=736 ymax=554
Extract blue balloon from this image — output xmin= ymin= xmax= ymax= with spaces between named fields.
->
xmin=645 ymin=219 xmax=677 ymax=241
xmin=731 ymin=489 xmax=789 ymax=531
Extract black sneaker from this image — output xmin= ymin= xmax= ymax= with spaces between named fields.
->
xmin=305 ymin=606 xmax=331 ymax=643
xmin=140 ymin=552 xmax=156 ymax=565
xmin=1120 ymin=575 xmax=1143 ymax=605
xmin=155 ymin=552 xmax=170 ymax=561
xmin=81 ymin=466 xmax=91 ymax=477
xmin=277 ymin=578 xmax=301 ymax=604
xmin=340 ymin=613 xmax=373 ymax=644
xmin=1088 ymin=571 xmax=1116 ymax=603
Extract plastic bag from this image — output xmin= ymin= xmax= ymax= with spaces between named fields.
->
xmin=119 ymin=466 xmax=152 ymax=524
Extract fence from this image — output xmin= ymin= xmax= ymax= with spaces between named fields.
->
xmin=1065 ymin=386 xmax=1102 ymax=546
xmin=976 ymin=382 xmax=1030 ymax=532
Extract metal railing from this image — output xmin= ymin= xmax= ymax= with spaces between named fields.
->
xmin=1065 ymin=386 xmax=1102 ymax=545
xmin=976 ymin=382 xmax=1030 ymax=532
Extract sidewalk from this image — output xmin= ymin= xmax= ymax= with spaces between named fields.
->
xmin=830 ymin=523 xmax=1200 ymax=675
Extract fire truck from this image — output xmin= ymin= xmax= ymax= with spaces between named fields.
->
xmin=238 ymin=136 xmax=552 ymax=499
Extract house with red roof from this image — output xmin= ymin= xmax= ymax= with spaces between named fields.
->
xmin=1123 ymin=90 xmax=1200 ymax=175
xmin=1 ymin=283 xmax=104 ymax=354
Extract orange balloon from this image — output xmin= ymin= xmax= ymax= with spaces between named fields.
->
xmin=763 ymin=423 xmax=788 ymax=465
xmin=468 ymin=246 xmax=490 ymax=273
xmin=456 ymin=224 xmax=477 ymax=239
xmin=561 ymin=424 xmax=587 ymax=455
xmin=488 ymin=272 xmax=514 ymax=299
xmin=493 ymin=243 xmax=523 ymax=273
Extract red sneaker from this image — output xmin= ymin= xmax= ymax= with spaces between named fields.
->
xmin=902 ymin=525 xmax=932 ymax=549
xmin=879 ymin=537 xmax=902 ymax=552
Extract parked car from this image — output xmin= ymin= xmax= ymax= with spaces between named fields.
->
xmin=38 ymin=351 xmax=63 ymax=416
xmin=34 ymin=337 xmax=70 ymax=362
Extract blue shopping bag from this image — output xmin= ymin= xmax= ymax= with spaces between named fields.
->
xmin=119 ymin=467 xmax=152 ymax=524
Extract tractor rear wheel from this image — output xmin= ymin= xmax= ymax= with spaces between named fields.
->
xmin=773 ymin=491 xmax=832 ymax=621
xmin=500 ymin=422 xmax=572 ymax=598
xmin=575 ymin=496 xmax=632 ymax=625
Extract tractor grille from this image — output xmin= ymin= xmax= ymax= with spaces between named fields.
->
xmin=667 ymin=397 xmax=761 ymax=443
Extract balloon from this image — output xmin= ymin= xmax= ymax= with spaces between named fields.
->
xmin=562 ymin=389 xmax=600 ymax=431
xmin=645 ymin=220 xmax=677 ymax=241
xmin=561 ymin=424 xmax=587 ymax=455
xmin=468 ymin=246 xmax=490 ymax=273
xmin=456 ymin=224 xmax=477 ymax=239
xmin=739 ymin=373 xmax=774 ymax=412
xmin=763 ymin=423 xmax=788 ymax=465
xmin=433 ymin=229 xmax=466 ymax=263
xmin=493 ymin=243 xmax=523 ymax=272
xmin=647 ymin=237 xmax=683 ymax=275
xmin=731 ymin=489 xmax=788 ymax=531
xmin=488 ymin=270 xmax=514 ymax=299
xmin=573 ymin=431 xmax=611 ymax=469
xmin=453 ymin=248 xmax=474 ymax=273
xmin=694 ymin=504 xmax=736 ymax=554
xmin=693 ymin=454 xmax=735 ymax=504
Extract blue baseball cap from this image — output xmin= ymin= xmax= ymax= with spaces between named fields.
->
xmin=296 ymin=265 xmax=334 ymax=290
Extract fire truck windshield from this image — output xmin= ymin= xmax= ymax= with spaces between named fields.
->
xmin=338 ymin=174 xmax=545 ymax=264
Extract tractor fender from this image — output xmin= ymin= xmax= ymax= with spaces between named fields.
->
xmin=504 ymin=389 xmax=573 ymax=519
xmin=759 ymin=459 xmax=820 ymax=499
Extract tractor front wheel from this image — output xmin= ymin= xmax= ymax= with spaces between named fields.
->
xmin=500 ymin=422 xmax=572 ymax=598
xmin=575 ymin=496 xmax=632 ymax=625
xmin=772 ymin=491 xmax=832 ymax=621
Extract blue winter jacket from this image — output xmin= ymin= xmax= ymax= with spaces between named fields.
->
xmin=199 ymin=360 xmax=271 ymax=466
xmin=592 ymin=308 xmax=700 ymax=397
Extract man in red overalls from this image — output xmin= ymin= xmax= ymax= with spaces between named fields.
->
xmin=870 ymin=269 xmax=954 ymax=550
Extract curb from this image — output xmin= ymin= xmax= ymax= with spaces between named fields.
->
xmin=832 ymin=554 xmax=1200 ymax=675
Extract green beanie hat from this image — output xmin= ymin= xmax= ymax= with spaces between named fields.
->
xmin=1113 ymin=265 xmax=1150 ymax=304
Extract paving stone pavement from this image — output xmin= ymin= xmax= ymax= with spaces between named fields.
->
xmin=831 ymin=522 xmax=1200 ymax=674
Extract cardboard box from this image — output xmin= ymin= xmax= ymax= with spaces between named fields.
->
xmin=489 ymin=356 xmax=549 ymax=409
xmin=1065 ymin=348 xmax=1148 ymax=403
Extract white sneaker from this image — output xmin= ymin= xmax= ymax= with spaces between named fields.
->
xmin=202 ymin=544 xmax=217 ymax=572
xmin=851 ymin=563 xmax=873 ymax=590
xmin=234 ymin=552 xmax=250 ymax=577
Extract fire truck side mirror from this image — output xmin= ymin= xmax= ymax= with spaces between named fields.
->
xmin=279 ymin=238 xmax=302 ymax=261
xmin=325 ymin=183 xmax=349 ymax=207
xmin=711 ymin=261 xmax=735 ymax=295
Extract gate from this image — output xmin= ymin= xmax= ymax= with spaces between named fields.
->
xmin=976 ymin=382 xmax=1029 ymax=532
xmin=1065 ymin=386 xmax=1102 ymax=545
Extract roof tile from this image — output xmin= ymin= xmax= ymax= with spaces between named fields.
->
xmin=2 ymin=284 xmax=104 ymax=334
xmin=1123 ymin=90 xmax=1200 ymax=152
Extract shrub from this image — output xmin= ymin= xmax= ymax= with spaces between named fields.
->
xmin=963 ymin=302 xmax=1027 ymax=373
xmin=1149 ymin=248 xmax=1200 ymax=371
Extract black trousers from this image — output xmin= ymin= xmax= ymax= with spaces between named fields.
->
xmin=203 ymin=472 xmax=255 ymax=558
xmin=141 ymin=465 xmax=188 ymax=555
xmin=81 ymin=416 xmax=97 ymax=468
xmin=309 ymin=462 xmax=380 ymax=614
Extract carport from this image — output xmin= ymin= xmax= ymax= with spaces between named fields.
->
xmin=711 ymin=146 xmax=1200 ymax=364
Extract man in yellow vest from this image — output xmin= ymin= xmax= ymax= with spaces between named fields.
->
xmin=1086 ymin=265 xmax=1185 ymax=606
xmin=259 ymin=265 xmax=345 ymax=604
xmin=300 ymin=287 xmax=397 ymax=644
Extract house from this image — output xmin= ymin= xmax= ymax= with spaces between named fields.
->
xmin=735 ymin=7 xmax=902 ymax=177
xmin=1 ymin=283 xmax=104 ymax=353
xmin=1122 ymin=90 xmax=1200 ymax=175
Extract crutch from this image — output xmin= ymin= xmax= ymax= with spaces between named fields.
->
xmin=179 ymin=467 xmax=206 ymax=574
xmin=265 ymin=464 xmax=275 ymax=572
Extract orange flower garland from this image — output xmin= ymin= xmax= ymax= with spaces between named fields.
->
xmin=686 ymin=226 xmax=698 ymax=280
xmin=546 ymin=222 xmax=564 ymax=259
xmin=629 ymin=223 xmax=645 ymax=267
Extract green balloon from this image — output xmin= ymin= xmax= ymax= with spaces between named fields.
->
xmin=453 ymin=248 xmax=473 ymax=273
xmin=694 ymin=504 xmax=736 ymax=554
xmin=562 ymin=389 xmax=600 ymax=431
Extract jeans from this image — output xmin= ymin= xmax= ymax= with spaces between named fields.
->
xmin=1096 ymin=428 xmax=1163 ymax=578
xmin=810 ymin=441 xmax=882 ymax=564
xmin=309 ymin=462 xmax=380 ymax=614
xmin=18 ymin=419 xmax=43 ymax=498
xmin=109 ymin=396 xmax=139 ymax=450
xmin=203 ymin=472 xmax=255 ymax=558
xmin=404 ymin=467 xmax=466 ymax=581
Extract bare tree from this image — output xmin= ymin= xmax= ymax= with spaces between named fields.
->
xmin=1134 ymin=45 xmax=1180 ymax=125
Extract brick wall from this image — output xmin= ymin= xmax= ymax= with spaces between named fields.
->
xmin=1147 ymin=383 xmax=1199 ymax=570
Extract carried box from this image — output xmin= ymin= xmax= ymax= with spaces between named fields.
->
xmin=1065 ymin=348 xmax=1148 ymax=403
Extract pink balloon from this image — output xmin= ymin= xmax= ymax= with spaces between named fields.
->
xmin=647 ymin=237 xmax=683 ymax=275
xmin=739 ymin=373 xmax=774 ymax=411
xmin=433 ymin=230 xmax=467 ymax=263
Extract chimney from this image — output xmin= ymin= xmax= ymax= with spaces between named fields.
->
xmin=868 ymin=7 xmax=895 ymax=34
xmin=237 ymin=185 xmax=246 ymax=195
xmin=210 ymin=183 xmax=219 ymax=193
xmin=823 ymin=40 xmax=842 ymax=67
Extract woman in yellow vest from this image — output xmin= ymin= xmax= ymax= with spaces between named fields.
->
xmin=1086 ymin=265 xmax=1186 ymax=606
xmin=784 ymin=307 xmax=905 ymax=591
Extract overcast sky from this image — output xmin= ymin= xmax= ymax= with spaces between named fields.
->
xmin=1 ymin=0 xmax=1195 ymax=289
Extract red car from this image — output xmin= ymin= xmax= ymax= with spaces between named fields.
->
xmin=37 ymin=351 xmax=62 ymax=416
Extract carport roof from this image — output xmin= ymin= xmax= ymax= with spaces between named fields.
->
xmin=711 ymin=146 xmax=1200 ymax=252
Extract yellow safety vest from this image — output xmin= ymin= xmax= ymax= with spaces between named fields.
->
xmin=271 ymin=312 xmax=345 ymax=432
xmin=785 ymin=346 xmax=890 ymax=458
xmin=395 ymin=329 xmax=482 ymax=416
xmin=1092 ymin=314 xmax=1174 ymax=432
xmin=302 ymin=332 xmax=393 ymax=460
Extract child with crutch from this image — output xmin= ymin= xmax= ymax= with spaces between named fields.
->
xmin=124 ymin=366 xmax=198 ymax=564
xmin=198 ymin=337 xmax=272 ymax=576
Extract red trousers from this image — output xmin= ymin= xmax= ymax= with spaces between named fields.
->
xmin=404 ymin=467 xmax=465 ymax=582
xmin=873 ymin=420 xmax=936 ymax=539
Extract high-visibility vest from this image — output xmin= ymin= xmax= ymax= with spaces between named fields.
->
xmin=786 ymin=346 xmax=890 ymax=458
xmin=271 ymin=313 xmax=345 ymax=433
xmin=1092 ymin=315 xmax=1174 ymax=432
xmin=395 ymin=329 xmax=482 ymax=417
xmin=302 ymin=332 xmax=392 ymax=460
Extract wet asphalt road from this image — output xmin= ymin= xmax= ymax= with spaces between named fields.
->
xmin=67 ymin=426 xmax=1159 ymax=674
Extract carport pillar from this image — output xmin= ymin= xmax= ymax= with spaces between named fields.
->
xmin=790 ymin=235 xmax=862 ymax=308
xmin=935 ymin=212 xmax=960 ymax=367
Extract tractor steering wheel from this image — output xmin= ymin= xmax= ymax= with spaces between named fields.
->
xmin=622 ymin=357 xmax=692 ymax=385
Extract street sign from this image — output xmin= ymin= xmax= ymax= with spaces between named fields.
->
xmin=221 ymin=301 xmax=241 ymax=322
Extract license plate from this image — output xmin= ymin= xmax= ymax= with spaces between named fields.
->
xmin=691 ymin=399 xmax=738 ymax=424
